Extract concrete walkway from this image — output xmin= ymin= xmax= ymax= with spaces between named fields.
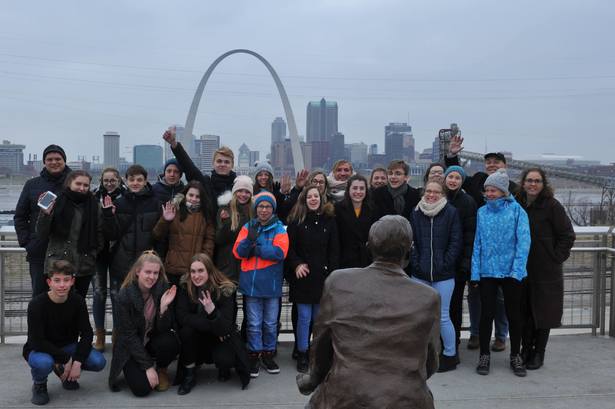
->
xmin=1 ymin=334 xmax=614 ymax=408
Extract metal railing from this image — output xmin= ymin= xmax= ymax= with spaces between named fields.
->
xmin=0 ymin=228 xmax=613 ymax=343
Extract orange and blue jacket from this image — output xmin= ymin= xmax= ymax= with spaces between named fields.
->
xmin=232 ymin=218 xmax=289 ymax=298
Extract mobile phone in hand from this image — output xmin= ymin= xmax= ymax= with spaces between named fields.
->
xmin=37 ymin=191 xmax=57 ymax=210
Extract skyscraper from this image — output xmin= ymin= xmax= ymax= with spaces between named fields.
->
xmin=306 ymin=98 xmax=338 ymax=143
xmin=384 ymin=123 xmax=414 ymax=164
xmin=330 ymin=132 xmax=346 ymax=162
xmin=271 ymin=117 xmax=286 ymax=144
xmin=238 ymin=143 xmax=251 ymax=168
xmin=0 ymin=140 xmax=25 ymax=173
xmin=103 ymin=131 xmax=120 ymax=168
xmin=194 ymin=134 xmax=220 ymax=173
xmin=133 ymin=144 xmax=163 ymax=176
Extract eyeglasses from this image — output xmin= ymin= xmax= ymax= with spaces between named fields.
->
xmin=525 ymin=178 xmax=543 ymax=184
xmin=256 ymin=204 xmax=273 ymax=210
xmin=103 ymin=179 xmax=119 ymax=184
xmin=425 ymin=189 xmax=443 ymax=195
xmin=429 ymin=169 xmax=444 ymax=175
xmin=312 ymin=179 xmax=326 ymax=185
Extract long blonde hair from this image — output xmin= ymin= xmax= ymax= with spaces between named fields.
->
xmin=230 ymin=193 xmax=253 ymax=231
xmin=287 ymin=184 xmax=334 ymax=225
xmin=182 ymin=253 xmax=236 ymax=303
xmin=121 ymin=251 xmax=168 ymax=289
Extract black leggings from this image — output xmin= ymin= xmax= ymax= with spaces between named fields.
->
xmin=479 ymin=278 xmax=523 ymax=355
xmin=179 ymin=326 xmax=235 ymax=369
xmin=450 ymin=279 xmax=466 ymax=344
xmin=123 ymin=331 xmax=179 ymax=397
xmin=73 ymin=275 xmax=92 ymax=299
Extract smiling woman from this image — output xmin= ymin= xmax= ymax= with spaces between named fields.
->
xmin=108 ymin=252 xmax=180 ymax=397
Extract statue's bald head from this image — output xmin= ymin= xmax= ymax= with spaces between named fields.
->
xmin=368 ymin=215 xmax=413 ymax=264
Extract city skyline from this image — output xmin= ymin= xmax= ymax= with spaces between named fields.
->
xmin=1 ymin=2 xmax=614 ymax=164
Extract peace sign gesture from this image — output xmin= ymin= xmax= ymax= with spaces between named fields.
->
xmin=162 ymin=201 xmax=176 ymax=222
xmin=199 ymin=290 xmax=216 ymax=314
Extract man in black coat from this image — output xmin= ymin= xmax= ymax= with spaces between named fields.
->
xmin=14 ymin=144 xmax=72 ymax=297
xmin=444 ymin=135 xmax=511 ymax=351
xmin=152 ymin=158 xmax=185 ymax=204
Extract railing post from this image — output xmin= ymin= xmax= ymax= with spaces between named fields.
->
xmin=592 ymin=251 xmax=601 ymax=336
xmin=0 ymin=253 xmax=5 ymax=344
xmin=610 ymin=253 xmax=615 ymax=338
xmin=600 ymin=235 xmax=607 ymax=336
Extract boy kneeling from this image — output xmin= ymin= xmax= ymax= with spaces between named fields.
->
xmin=23 ymin=260 xmax=106 ymax=405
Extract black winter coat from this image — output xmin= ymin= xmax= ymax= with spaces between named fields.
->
xmin=286 ymin=212 xmax=340 ymax=304
xmin=14 ymin=166 xmax=72 ymax=263
xmin=372 ymin=184 xmax=421 ymax=222
xmin=151 ymin=177 xmax=185 ymax=204
xmin=214 ymin=204 xmax=251 ymax=283
xmin=93 ymin=185 xmax=126 ymax=262
xmin=446 ymin=189 xmax=477 ymax=280
xmin=334 ymin=201 xmax=376 ymax=268
xmin=175 ymin=285 xmax=235 ymax=336
xmin=108 ymin=280 xmax=176 ymax=391
xmin=445 ymin=155 xmax=518 ymax=207
xmin=410 ymin=203 xmax=463 ymax=282
xmin=519 ymin=193 xmax=575 ymax=328
xmin=105 ymin=185 xmax=161 ymax=280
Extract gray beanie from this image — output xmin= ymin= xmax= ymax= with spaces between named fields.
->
xmin=484 ymin=168 xmax=509 ymax=195
xmin=252 ymin=161 xmax=274 ymax=179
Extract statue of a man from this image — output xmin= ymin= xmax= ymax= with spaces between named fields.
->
xmin=297 ymin=215 xmax=440 ymax=409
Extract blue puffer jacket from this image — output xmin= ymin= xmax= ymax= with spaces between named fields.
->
xmin=410 ymin=203 xmax=463 ymax=282
xmin=233 ymin=216 xmax=289 ymax=298
xmin=471 ymin=196 xmax=531 ymax=282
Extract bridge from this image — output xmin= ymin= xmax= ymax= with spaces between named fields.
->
xmin=459 ymin=151 xmax=615 ymax=187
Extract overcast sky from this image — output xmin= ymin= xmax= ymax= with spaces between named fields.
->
xmin=1 ymin=0 xmax=614 ymax=165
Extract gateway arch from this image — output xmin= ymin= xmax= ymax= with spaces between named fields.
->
xmin=184 ymin=49 xmax=304 ymax=172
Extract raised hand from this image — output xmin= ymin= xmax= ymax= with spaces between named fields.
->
xmin=280 ymin=174 xmax=292 ymax=195
xmin=160 ymin=285 xmax=177 ymax=315
xmin=295 ymin=263 xmax=310 ymax=279
xmin=448 ymin=134 xmax=464 ymax=156
xmin=162 ymin=202 xmax=176 ymax=222
xmin=38 ymin=192 xmax=56 ymax=215
xmin=102 ymin=195 xmax=116 ymax=214
xmin=162 ymin=128 xmax=178 ymax=148
xmin=220 ymin=209 xmax=230 ymax=220
xmin=199 ymin=290 xmax=216 ymax=314
xmin=295 ymin=169 xmax=309 ymax=189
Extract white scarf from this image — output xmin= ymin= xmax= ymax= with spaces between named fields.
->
xmin=417 ymin=196 xmax=447 ymax=217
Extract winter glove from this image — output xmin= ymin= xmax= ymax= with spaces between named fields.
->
xmin=247 ymin=223 xmax=259 ymax=242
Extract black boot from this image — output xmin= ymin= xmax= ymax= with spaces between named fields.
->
xmin=177 ymin=367 xmax=196 ymax=395
xmin=438 ymin=354 xmax=458 ymax=373
xmin=526 ymin=351 xmax=544 ymax=370
xmin=218 ymin=368 xmax=231 ymax=382
xmin=296 ymin=351 xmax=309 ymax=373
xmin=31 ymin=382 xmax=49 ymax=406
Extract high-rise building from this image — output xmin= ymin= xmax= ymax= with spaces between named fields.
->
xmin=271 ymin=117 xmax=286 ymax=144
xmin=103 ymin=131 xmax=120 ymax=168
xmin=308 ymin=141 xmax=330 ymax=169
xmin=385 ymin=123 xmax=414 ymax=164
xmin=0 ymin=140 xmax=25 ymax=173
xmin=369 ymin=144 xmax=378 ymax=156
xmin=330 ymin=132 xmax=346 ymax=162
xmin=194 ymin=134 xmax=220 ymax=173
xmin=175 ymin=125 xmax=195 ymax=157
xmin=306 ymin=98 xmax=338 ymax=143
xmin=133 ymin=145 xmax=163 ymax=176
xmin=348 ymin=142 xmax=368 ymax=168
xmin=238 ymin=143 xmax=251 ymax=168
xmin=249 ymin=151 xmax=260 ymax=166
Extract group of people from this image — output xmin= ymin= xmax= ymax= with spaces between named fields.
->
xmin=15 ymin=132 xmax=576 ymax=407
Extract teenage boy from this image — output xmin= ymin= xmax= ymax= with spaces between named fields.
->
xmin=327 ymin=160 xmax=354 ymax=203
xmin=233 ymin=191 xmax=289 ymax=377
xmin=152 ymin=158 xmax=185 ymax=203
xmin=162 ymin=129 xmax=235 ymax=202
xmin=105 ymin=165 xmax=161 ymax=334
xmin=372 ymin=159 xmax=421 ymax=222
xmin=23 ymin=260 xmax=106 ymax=405
xmin=445 ymin=135 xmax=513 ymax=352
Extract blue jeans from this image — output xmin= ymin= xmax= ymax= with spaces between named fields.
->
xmin=296 ymin=303 xmax=320 ymax=353
xmin=28 ymin=343 xmax=106 ymax=383
xmin=469 ymin=285 xmax=509 ymax=339
xmin=413 ymin=277 xmax=457 ymax=357
xmin=244 ymin=296 xmax=279 ymax=352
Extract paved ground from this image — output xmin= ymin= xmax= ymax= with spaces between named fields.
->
xmin=1 ymin=334 xmax=614 ymax=409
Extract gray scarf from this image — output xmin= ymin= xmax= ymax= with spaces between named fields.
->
xmin=417 ymin=196 xmax=447 ymax=217
xmin=387 ymin=183 xmax=409 ymax=215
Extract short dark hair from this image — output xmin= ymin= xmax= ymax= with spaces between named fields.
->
xmin=126 ymin=164 xmax=148 ymax=179
xmin=47 ymin=260 xmax=75 ymax=278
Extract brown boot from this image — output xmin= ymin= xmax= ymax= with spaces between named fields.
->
xmin=93 ymin=328 xmax=105 ymax=352
xmin=156 ymin=368 xmax=170 ymax=392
